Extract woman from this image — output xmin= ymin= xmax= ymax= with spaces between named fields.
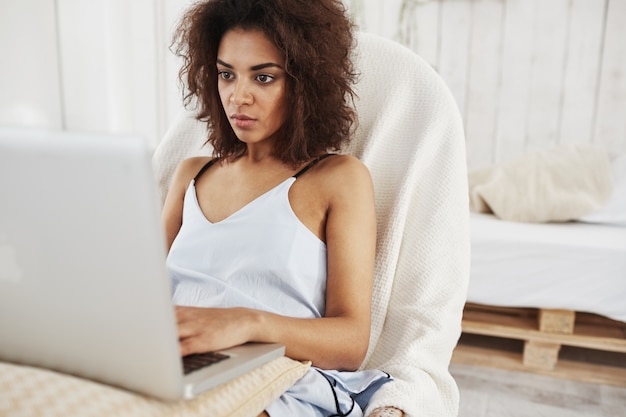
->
xmin=164 ymin=1 xmax=402 ymax=415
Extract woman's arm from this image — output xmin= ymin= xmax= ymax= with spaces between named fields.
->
xmin=177 ymin=156 xmax=377 ymax=370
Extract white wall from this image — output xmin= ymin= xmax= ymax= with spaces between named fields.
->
xmin=350 ymin=0 xmax=626 ymax=170
xmin=0 ymin=0 xmax=185 ymax=147
xmin=2 ymin=0 xmax=625 ymax=166
xmin=0 ymin=0 xmax=62 ymax=129
xmin=54 ymin=0 xmax=160 ymax=143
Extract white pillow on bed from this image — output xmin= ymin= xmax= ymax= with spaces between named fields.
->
xmin=580 ymin=153 xmax=626 ymax=226
xmin=468 ymin=144 xmax=613 ymax=223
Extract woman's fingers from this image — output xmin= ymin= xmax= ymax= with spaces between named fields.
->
xmin=174 ymin=306 xmax=252 ymax=355
xmin=368 ymin=407 xmax=404 ymax=417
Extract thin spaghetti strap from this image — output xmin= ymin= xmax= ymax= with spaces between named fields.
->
xmin=293 ymin=154 xmax=336 ymax=178
xmin=194 ymin=159 xmax=218 ymax=182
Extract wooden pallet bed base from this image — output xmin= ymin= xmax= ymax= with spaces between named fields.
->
xmin=452 ymin=303 xmax=626 ymax=387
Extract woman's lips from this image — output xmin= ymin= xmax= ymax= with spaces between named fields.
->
xmin=232 ymin=114 xmax=256 ymax=129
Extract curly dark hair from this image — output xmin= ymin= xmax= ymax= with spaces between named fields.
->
xmin=172 ymin=0 xmax=358 ymax=166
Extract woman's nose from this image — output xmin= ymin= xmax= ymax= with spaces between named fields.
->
xmin=231 ymin=81 xmax=252 ymax=106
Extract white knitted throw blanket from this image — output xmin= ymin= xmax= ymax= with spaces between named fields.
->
xmin=153 ymin=32 xmax=470 ymax=417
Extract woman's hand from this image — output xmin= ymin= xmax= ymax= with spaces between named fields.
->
xmin=176 ymin=306 xmax=258 ymax=356
xmin=368 ymin=407 xmax=404 ymax=417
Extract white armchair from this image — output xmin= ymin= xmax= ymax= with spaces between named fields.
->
xmin=154 ymin=31 xmax=470 ymax=416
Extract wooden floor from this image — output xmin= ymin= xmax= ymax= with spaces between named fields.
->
xmin=450 ymin=362 xmax=626 ymax=417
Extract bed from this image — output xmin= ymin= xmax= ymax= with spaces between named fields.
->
xmin=468 ymin=212 xmax=626 ymax=322
xmin=452 ymin=146 xmax=626 ymax=386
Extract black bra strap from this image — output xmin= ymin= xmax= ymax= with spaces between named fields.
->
xmin=195 ymin=154 xmax=334 ymax=182
xmin=194 ymin=159 xmax=218 ymax=182
xmin=293 ymin=154 xmax=335 ymax=178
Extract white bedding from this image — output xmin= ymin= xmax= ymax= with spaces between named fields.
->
xmin=468 ymin=213 xmax=626 ymax=323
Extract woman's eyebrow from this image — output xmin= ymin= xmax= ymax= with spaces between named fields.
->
xmin=250 ymin=63 xmax=283 ymax=71
xmin=216 ymin=59 xmax=283 ymax=71
xmin=216 ymin=59 xmax=233 ymax=68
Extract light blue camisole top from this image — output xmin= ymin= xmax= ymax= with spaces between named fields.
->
xmin=167 ymin=177 xmax=327 ymax=319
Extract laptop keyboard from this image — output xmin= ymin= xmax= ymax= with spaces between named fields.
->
xmin=183 ymin=351 xmax=230 ymax=375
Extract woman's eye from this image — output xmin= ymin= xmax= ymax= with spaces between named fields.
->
xmin=256 ymin=74 xmax=274 ymax=84
xmin=218 ymin=71 xmax=233 ymax=80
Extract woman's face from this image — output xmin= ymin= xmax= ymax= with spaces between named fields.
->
xmin=216 ymin=28 xmax=288 ymax=147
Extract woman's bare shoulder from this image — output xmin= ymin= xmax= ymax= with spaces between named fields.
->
xmin=316 ymin=154 xmax=373 ymax=188
xmin=177 ymin=156 xmax=214 ymax=175
xmin=171 ymin=156 xmax=214 ymax=186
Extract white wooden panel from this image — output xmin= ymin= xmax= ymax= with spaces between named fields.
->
xmin=464 ymin=0 xmax=504 ymax=170
xmin=57 ymin=0 xmax=159 ymax=143
xmin=156 ymin=0 xmax=196 ymax=140
xmin=397 ymin=0 xmax=441 ymax=68
xmin=350 ymin=0 xmax=381 ymax=33
xmin=126 ymin=1 xmax=160 ymax=145
xmin=438 ymin=0 xmax=473 ymax=123
xmin=494 ymin=0 xmax=536 ymax=162
xmin=0 ymin=0 xmax=62 ymax=129
xmin=103 ymin=1 xmax=160 ymax=144
xmin=594 ymin=0 xmax=626 ymax=154
xmin=526 ymin=0 xmax=570 ymax=150
xmin=380 ymin=0 xmax=405 ymax=40
xmin=559 ymin=0 xmax=606 ymax=146
xmin=56 ymin=0 xmax=111 ymax=132
xmin=344 ymin=0 xmax=369 ymax=32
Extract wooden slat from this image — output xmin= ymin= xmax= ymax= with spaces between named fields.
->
xmin=523 ymin=340 xmax=561 ymax=370
xmin=493 ymin=0 xmax=536 ymax=163
xmin=464 ymin=0 xmax=504 ymax=170
xmin=594 ymin=0 xmax=626 ymax=153
xmin=576 ymin=312 xmax=626 ymax=329
xmin=397 ymin=0 xmax=441 ymax=68
xmin=463 ymin=308 xmax=537 ymax=330
xmin=437 ymin=0 xmax=472 ymax=130
xmin=464 ymin=303 xmax=535 ymax=317
xmin=461 ymin=319 xmax=626 ymax=352
xmin=452 ymin=343 xmax=626 ymax=387
xmin=462 ymin=306 xmax=626 ymax=353
xmin=538 ymin=309 xmax=575 ymax=334
xmin=526 ymin=0 xmax=570 ymax=150
xmin=558 ymin=0 xmax=606 ymax=145
xmin=377 ymin=0 xmax=404 ymax=41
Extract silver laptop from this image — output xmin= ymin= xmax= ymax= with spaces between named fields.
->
xmin=0 ymin=127 xmax=284 ymax=400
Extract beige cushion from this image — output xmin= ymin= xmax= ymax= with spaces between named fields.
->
xmin=469 ymin=145 xmax=613 ymax=222
xmin=0 ymin=357 xmax=310 ymax=417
